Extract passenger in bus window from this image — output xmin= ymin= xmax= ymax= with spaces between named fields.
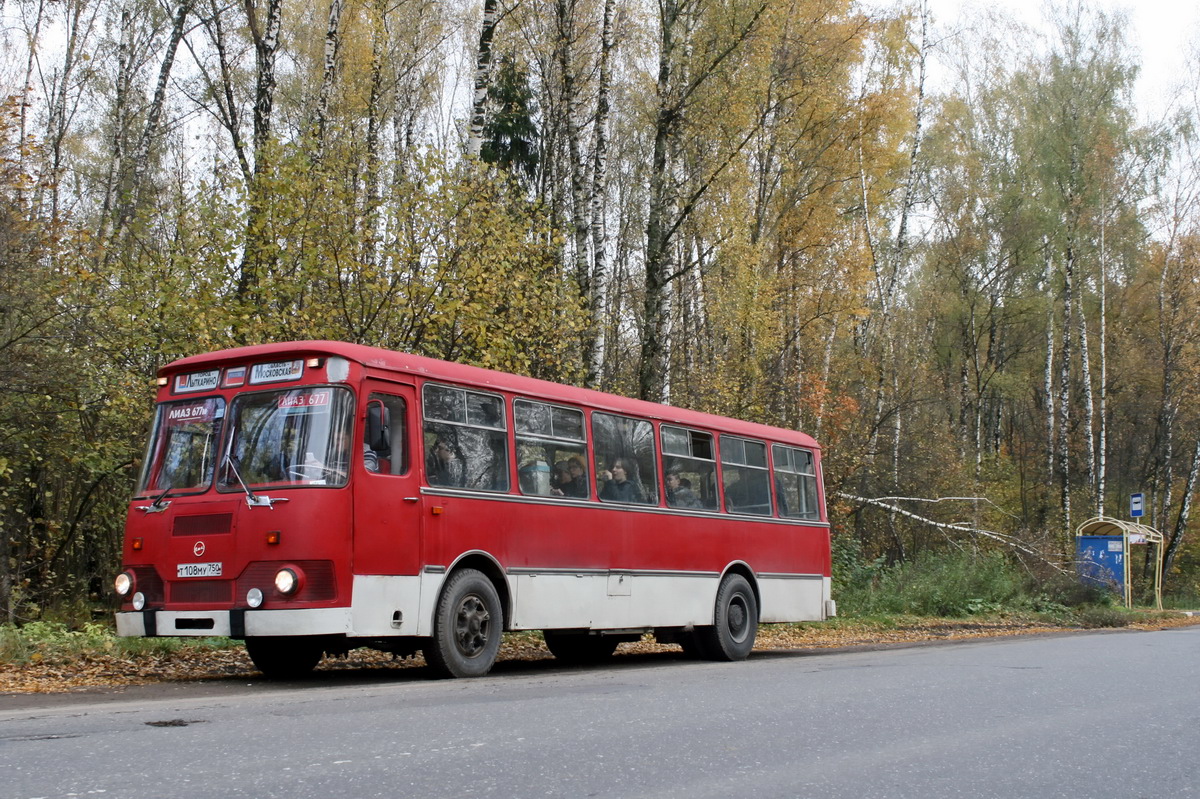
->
xmin=665 ymin=470 xmax=701 ymax=508
xmin=426 ymin=437 xmax=463 ymax=486
xmin=362 ymin=443 xmax=380 ymax=473
xmin=599 ymin=458 xmax=645 ymax=503
xmin=549 ymin=460 xmax=571 ymax=495
xmin=562 ymin=456 xmax=589 ymax=498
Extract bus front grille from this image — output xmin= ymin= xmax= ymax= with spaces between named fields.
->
xmin=170 ymin=580 xmax=233 ymax=604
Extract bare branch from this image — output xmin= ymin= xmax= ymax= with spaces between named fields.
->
xmin=837 ymin=492 xmax=1066 ymax=571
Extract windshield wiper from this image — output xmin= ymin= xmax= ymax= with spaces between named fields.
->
xmin=150 ymin=483 xmax=173 ymax=509
xmin=136 ymin=483 xmax=174 ymax=513
xmin=224 ymin=453 xmax=285 ymax=509
xmin=224 ymin=453 xmax=258 ymax=502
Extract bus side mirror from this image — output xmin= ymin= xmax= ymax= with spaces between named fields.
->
xmin=366 ymin=401 xmax=391 ymax=456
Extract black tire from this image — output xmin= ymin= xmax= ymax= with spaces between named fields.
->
xmin=543 ymin=631 xmax=620 ymax=663
xmin=424 ymin=569 xmax=503 ymax=678
xmin=245 ymin=636 xmax=324 ymax=679
xmin=698 ymin=573 xmax=758 ymax=661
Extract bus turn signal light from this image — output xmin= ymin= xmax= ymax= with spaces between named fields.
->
xmin=266 ymin=531 xmax=281 ymax=545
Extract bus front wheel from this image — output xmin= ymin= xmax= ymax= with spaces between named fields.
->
xmin=699 ymin=574 xmax=758 ymax=661
xmin=245 ymin=636 xmax=323 ymax=679
xmin=425 ymin=568 xmax=503 ymax=678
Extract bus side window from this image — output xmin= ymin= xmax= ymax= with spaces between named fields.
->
xmin=366 ymin=394 xmax=408 ymax=476
xmin=592 ymin=412 xmax=658 ymax=505
xmin=514 ymin=399 xmax=588 ymax=498
xmin=661 ymin=425 xmax=718 ymax=511
xmin=772 ymin=444 xmax=819 ymax=519
xmin=720 ymin=436 xmax=772 ymax=516
xmin=421 ymin=384 xmax=509 ymax=491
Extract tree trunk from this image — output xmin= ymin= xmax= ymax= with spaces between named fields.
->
xmin=466 ymin=0 xmax=499 ymax=159
xmin=361 ymin=0 xmax=388 ymax=268
xmin=1057 ymin=245 xmax=1074 ymax=541
xmin=1164 ymin=438 xmax=1200 ymax=574
xmin=584 ymin=0 xmax=615 ymax=388
xmin=637 ymin=0 xmax=679 ymax=403
xmin=98 ymin=9 xmax=135 ymax=243
xmin=237 ymin=0 xmax=284 ymax=305
xmin=202 ymin=0 xmax=253 ymax=184
xmin=1097 ymin=204 xmax=1109 ymax=516
xmin=38 ymin=0 xmax=96 ymax=225
xmin=122 ymin=0 xmax=195 ymax=232
xmin=313 ymin=0 xmax=346 ymax=160
xmin=1076 ymin=273 xmax=1096 ymax=504
xmin=1042 ymin=253 xmax=1056 ymax=487
xmin=555 ymin=0 xmax=593 ymax=379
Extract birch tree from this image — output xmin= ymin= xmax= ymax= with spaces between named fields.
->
xmin=637 ymin=0 xmax=770 ymax=402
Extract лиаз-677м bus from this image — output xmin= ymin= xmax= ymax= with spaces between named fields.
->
xmin=114 ymin=341 xmax=833 ymax=678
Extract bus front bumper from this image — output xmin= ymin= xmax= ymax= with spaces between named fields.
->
xmin=115 ymin=608 xmax=353 ymax=638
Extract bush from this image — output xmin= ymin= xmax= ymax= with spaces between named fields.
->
xmin=1025 ymin=569 xmax=1116 ymax=611
xmin=1158 ymin=589 xmax=1200 ymax=610
xmin=1074 ymin=605 xmax=1132 ymax=628
xmin=0 ymin=620 xmax=233 ymax=666
xmin=838 ymin=549 xmax=1025 ymax=618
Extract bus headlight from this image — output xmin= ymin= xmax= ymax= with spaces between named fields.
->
xmin=274 ymin=568 xmax=300 ymax=595
xmin=132 ymin=592 xmax=146 ymax=611
xmin=246 ymin=588 xmax=264 ymax=608
xmin=115 ymin=572 xmax=134 ymax=597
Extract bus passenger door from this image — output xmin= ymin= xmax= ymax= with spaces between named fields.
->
xmin=353 ymin=383 xmax=422 ymax=575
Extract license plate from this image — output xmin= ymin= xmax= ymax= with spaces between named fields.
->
xmin=177 ymin=562 xmax=223 ymax=578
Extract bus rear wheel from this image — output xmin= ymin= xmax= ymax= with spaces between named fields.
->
xmin=543 ymin=631 xmax=620 ymax=663
xmin=698 ymin=574 xmax=757 ymax=661
xmin=245 ymin=636 xmax=324 ymax=679
xmin=425 ymin=568 xmax=503 ymax=678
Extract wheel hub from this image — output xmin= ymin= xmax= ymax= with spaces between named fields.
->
xmin=454 ymin=595 xmax=491 ymax=657
xmin=728 ymin=596 xmax=749 ymax=642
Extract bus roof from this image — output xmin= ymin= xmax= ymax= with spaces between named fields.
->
xmin=162 ymin=340 xmax=819 ymax=450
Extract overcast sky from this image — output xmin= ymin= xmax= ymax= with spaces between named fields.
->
xmin=924 ymin=0 xmax=1200 ymax=120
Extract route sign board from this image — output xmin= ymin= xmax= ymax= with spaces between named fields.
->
xmin=1130 ymin=493 xmax=1144 ymax=518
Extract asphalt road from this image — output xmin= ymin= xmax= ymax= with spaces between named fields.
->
xmin=2 ymin=627 xmax=1198 ymax=799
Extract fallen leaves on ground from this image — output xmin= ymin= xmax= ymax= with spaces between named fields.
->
xmin=3 ymin=614 xmax=1197 ymax=695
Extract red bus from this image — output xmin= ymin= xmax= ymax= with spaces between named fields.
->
xmin=114 ymin=341 xmax=833 ymax=678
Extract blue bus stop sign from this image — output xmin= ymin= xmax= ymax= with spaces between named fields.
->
xmin=1130 ymin=493 xmax=1144 ymax=518
xmin=1077 ymin=536 xmax=1125 ymax=596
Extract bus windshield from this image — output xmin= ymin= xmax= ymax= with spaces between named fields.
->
xmin=137 ymin=397 xmax=226 ymax=496
xmin=219 ymin=387 xmax=355 ymax=488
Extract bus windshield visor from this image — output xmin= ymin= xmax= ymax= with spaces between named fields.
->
xmin=136 ymin=397 xmax=226 ymax=496
xmin=219 ymin=387 xmax=354 ymax=488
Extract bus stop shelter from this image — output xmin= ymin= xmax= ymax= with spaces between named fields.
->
xmin=1075 ymin=516 xmax=1163 ymax=610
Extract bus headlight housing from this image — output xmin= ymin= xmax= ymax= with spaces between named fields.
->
xmin=132 ymin=592 xmax=146 ymax=611
xmin=246 ymin=588 xmax=264 ymax=608
xmin=274 ymin=567 xmax=300 ymax=595
xmin=114 ymin=571 xmax=134 ymax=597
